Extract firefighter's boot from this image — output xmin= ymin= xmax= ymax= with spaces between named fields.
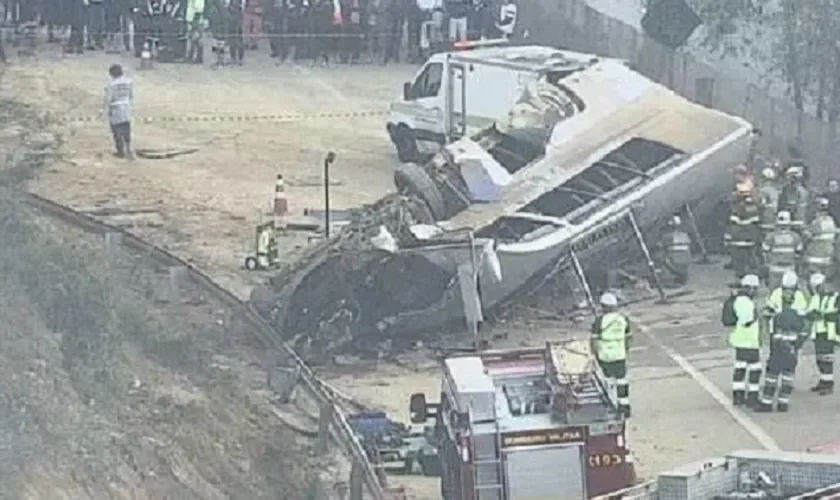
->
xmin=811 ymin=381 xmax=826 ymax=393
xmin=820 ymin=381 xmax=834 ymax=396
xmin=754 ymin=401 xmax=773 ymax=413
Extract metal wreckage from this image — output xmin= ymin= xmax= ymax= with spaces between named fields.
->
xmin=249 ymin=48 xmax=756 ymax=356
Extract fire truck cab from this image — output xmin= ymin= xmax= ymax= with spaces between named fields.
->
xmin=409 ymin=341 xmax=635 ymax=500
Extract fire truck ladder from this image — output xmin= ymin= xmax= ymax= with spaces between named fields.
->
xmin=548 ymin=342 xmax=620 ymax=414
xmin=471 ymin=405 xmax=505 ymax=500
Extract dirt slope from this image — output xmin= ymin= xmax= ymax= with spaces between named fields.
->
xmin=0 ymin=100 xmax=316 ymax=500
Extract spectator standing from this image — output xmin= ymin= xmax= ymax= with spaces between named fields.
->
xmin=42 ymin=0 xmax=65 ymax=43
xmin=88 ymin=0 xmax=105 ymax=49
xmin=308 ymin=0 xmax=332 ymax=64
xmin=339 ymin=0 xmax=365 ymax=63
xmin=187 ymin=12 xmax=207 ymax=62
xmin=103 ymin=64 xmax=135 ymax=160
xmin=404 ymin=0 xmax=422 ymax=62
xmin=366 ymin=0 xmax=380 ymax=61
xmin=266 ymin=0 xmax=288 ymax=59
xmin=228 ymin=0 xmax=246 ymax=64
xmin=444 ymin=0 xmax=469 ymax=42
xmin=286 ymin=0 xmax=307 ymax=61
xmin=66 ymin=0 xmax=87 ymax=54
xmin=496 ymin=0 xmax=515 ymax=38
xmin=380 ymin=0 xmax=403 ymax=63
xmin=466 ymin=0 xmax=483 ymax=40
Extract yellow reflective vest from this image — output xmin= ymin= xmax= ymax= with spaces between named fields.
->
xmin=594 ymin=312 xmax=630 ymax=362
xmin=765 ymin=287 xmax=809 ymax=316
xmin=729 ymin=295 xmax=760 ymax=349
xmin=808 ymin=292 xmax=839 ymax=341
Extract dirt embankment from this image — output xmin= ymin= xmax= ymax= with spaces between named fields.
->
xmin=0 ymin=100 xmax=314 ymax=500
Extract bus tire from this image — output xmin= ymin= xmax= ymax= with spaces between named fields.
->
xmin=393 ymin=126 xmax=420 ymax=163
xmin=394 ymin=162 xmax=447 ymax=221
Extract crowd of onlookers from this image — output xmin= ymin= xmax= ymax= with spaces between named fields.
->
xmin=0 ymin=0 xmax=517 ymax=65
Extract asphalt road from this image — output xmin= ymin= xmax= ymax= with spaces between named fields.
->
xmin=624 ymin=262 xmax=840 ymax=476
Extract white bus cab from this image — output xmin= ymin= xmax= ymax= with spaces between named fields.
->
xmin=386 ymin=40 xmax=601 ymax=163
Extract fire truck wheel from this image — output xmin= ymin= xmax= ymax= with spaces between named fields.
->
xmin=244 ymin=256 xmax=259 ymax=270
xmin=419 ymin=453 xmax=441 ymax=477
xmin=394 ymin=163 xmax=446 ymax=221
xmin=402 ymin=457 xmax=415 ymax=474
xmin=393 ymin=126 xmax=420 ymax=163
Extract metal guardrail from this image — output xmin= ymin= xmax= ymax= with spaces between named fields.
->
xmin=21 ymin=192 xmax=387 ymax=500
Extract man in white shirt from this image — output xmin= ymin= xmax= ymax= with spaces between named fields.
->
xmin=497 ymin=0 xmax=515 ymax=38
xmin=103 ymin=64 xmax=136 ymax=159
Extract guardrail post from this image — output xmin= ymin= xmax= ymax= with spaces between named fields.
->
xmin=306 ymin=471 xmax=326 ymax=500
xmin=168 ymin=266 xmax=186 ymax=303
xmin=317 ymin=404 xmax=332 ymax=454
xmin=349 ymin=460 xmax=363 ymax=500
xmin=104 ymin=232 xmax=123 ymax=257
xmin=372 ymin=445 xmax=388 ymax=487
xmin=334 ymin=481 xmax=349 ymax=500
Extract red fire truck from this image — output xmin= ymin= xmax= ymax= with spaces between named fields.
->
xmin=409 ymin=341 xmax=635 ymax=500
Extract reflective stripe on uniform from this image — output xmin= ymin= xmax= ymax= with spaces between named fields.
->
xmin=805 ymin=256 xmax=832 ymax=264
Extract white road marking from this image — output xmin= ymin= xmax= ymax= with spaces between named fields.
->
xmin=632 ymin=318 xmax=781 ymax=452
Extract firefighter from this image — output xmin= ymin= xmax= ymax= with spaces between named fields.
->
xmin=778 ymin=165 xmax=809 ymax=234
xmin=807 ymin=272 xmax=839 ymax=395
xmin=755 ymin=304 xmax=806 ymax=413
xmin=734 ymin=163 xmax=755 ymax=198
xmin=826 ymin=178 xmax=840 ymax=226
xmin=658 ymin=215 xmax=691 ymax=287
xmin=757 ymin=166 xmax=781 ymax=238
xmin=725 ymin=186 xmax=761 ymax=281
xmin=255 ymin=223 xmax=279 ymax=269
xmin=591 ymin=292 xmax=631 ymax=418
xmin=762 ymin=211 xmax=803 ymax=290
xmin=729 ymin=274 xmax=762 ymax=407
xmin=764 ymin=271 xmax=808 ymax=323
xmin=803 ymin=196 xmax=837 ymax=279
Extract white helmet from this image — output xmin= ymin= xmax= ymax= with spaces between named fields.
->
xmin=781 ymin=271 xmax=798 ymax=288
xmin=810 ymin=273 xmax=827 ymax=288
xmin=671 ymin=215 xmax=682 ymax=226
xmin=599 ymin=292 xmax=618 ymax=307
xmin=786 ymin=165 xmax=804 ymax=178
xmin=777 ymin=211 xmax=791 ymax=224
xmin=761 ymin=167 xmax=777 ymax=180
xmin=741 ymin=274 xmax=760 ymax=288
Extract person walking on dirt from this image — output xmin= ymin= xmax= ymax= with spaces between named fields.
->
xmin=103 ymin=64 xmax=135 ymax=160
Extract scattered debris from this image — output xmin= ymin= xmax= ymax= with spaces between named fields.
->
xmin=135 ymin=147 xmax=199 ymax=160
xmin=250 ymin=56 xmax=752 ymax=361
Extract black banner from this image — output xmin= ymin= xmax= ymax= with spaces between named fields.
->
xmin=501 ymin=427 xmax=586 ymax=448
